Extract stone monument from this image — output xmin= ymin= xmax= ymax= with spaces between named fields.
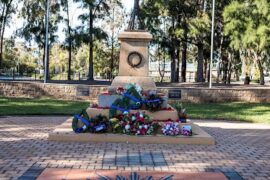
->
xmin=48 ymin=0 xmax=215 ymax=145
xmin=110 ymin=0 xmax=156 ymax=92
xmin=86 ymin=0 xmax=178 ymax=120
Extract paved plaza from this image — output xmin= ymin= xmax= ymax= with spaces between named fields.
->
xmin=0 ymin=116 xmax=269 ymax=180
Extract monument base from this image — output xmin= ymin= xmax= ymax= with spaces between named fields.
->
xmin=110 ymin=76 xmax=157 ymax=92
xmin=86 ymin=105 xmax=179 ymax=121
xmin=48 ymin=118 xmax=215 ymax=145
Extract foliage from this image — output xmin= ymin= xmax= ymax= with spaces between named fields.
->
xmin=0 ymin=0 xmax=16 ymax=68
xmin=73 ymin=0 xmax=122 ymax=80
xmin=100 ymin=0 xmax=125 ymax=78
xmin=0 ymin=0 xmax=269 ymax=84
xmin=18 ymin=0 xmax=62 ymax=66
xmin=223 ymin=0 xmax=270 ymax=85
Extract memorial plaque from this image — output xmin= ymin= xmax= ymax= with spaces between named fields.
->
xmin=168 ymin=89 xmax=181 ymax=99
xmin=76 ymin=86 xmax=90 ymax=96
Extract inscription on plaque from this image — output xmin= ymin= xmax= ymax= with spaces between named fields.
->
xmin=168 ymin=89 xmax=181 ymax=99
xmin=76 ymin=86 xmax=90 ymax=96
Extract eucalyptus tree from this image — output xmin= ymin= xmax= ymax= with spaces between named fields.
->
xmin=2 ymin=37 xmax=16 ymax=69
xmin=74 ymin=0 xmax=121 ymax=80
xmin=224 ymin=0 xmax=270 ymax=85
xmin=142 ymin=0 xmax=182 ymax=82
xmin=187 ymin=0 xmax=210 ymax=82
xmin=205 ymin=0 xmax=232 ymax=83
xmin=168 ymin=0 xmax=197 ymax=82
xmin=18 ymin=0 xmax=62 ymax=76
xmin=141 ymin=0 xmax=170 ymax=82
xmin=61 ymin=0 xmax=78 ymax=80
xmin=100 ymin=0 xmax=124 ymax=79
xmin=0 ymin=0 xmax=16 ymax=68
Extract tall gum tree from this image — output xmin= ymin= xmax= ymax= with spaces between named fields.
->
xmin=18 ymin=0 xmax=62 ymax=78
xmin=0 ymin=0 xmax=15 ymax=68
xmin=74 ymin=0 xmax=121 ymax=81
xmin=224 ymin=0 xmax=270 ymax=85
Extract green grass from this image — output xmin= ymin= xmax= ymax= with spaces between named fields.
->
xmin=0 ymin=97 xmax=90 ymax=116
xmin=0 ymin=97 xmax=269 ymax=124
xmin=182 ymin=102 xmax=270 ymax=124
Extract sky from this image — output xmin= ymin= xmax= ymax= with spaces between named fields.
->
xmin=5 ymin=0 xmax=133 ymax=42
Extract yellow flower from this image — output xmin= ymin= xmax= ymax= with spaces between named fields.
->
xmin=110 ymin=118 xmax=119 ymax=123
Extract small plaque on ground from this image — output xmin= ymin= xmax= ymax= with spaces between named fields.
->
xmin=76 ymin=86 xmax=90 ymax=96
xmin=168 ymin=89 xmax=181 ymax=99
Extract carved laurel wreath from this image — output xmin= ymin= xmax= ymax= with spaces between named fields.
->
xmin=127 ymin=51 xmax=143 ymax=68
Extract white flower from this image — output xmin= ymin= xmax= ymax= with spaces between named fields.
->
xmin=144 ymin=125 xmax=148 ymax=129
xmin=139 ymin=125 xmax=142 ymax=129
xmin=131 ymin=116 xmax=136 ymax=121
xmin=134 ymin=84 xmax=142 ymax=93
xmin=125 ymin=124 xmax=130 ymax=130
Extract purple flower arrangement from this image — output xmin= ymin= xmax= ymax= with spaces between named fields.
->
xmin=162 ymin=122 xmax=180 ymax=136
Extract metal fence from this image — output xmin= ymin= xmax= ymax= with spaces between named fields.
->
xmin=0 ymin=69 xmax=90 ymax=81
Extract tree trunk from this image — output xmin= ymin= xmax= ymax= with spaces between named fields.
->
xmin=0 ymin=26 xmax=5 ymax=69
xmin=110 ymin=7 xmax=115 ymax=80
xmin=0 ymin=0 xmax=13 ymax=68
xmin=204 ymin=58 xmax=208 ymax=82
xmin=42 ymin=44 xmax=46 ymax=68
xmin=181 ymin=40 xmax=187 ymax=82
xmin=257 ymin=57 xmax=265 ymax=85
xmin=66 ymin=1 xmax=72 ymax=81
xmin=235 ymin=69 xmax=240 ymax=81
xmin=216 ymin=62 xmax=221 ymax=83
xmin=175 ymin=48 xmax=180 ymax=82
xmin=222 ymin=60 xmax=228 ymax=84
xmin=227 ymin=54 xmax=232 ymax=84
xmin=158 ymin=48 xmax=166 ymax=83
xmin=170 ymin=48 xmax=177 ymax=83
xmin=88 ymin=6 xmax=94 ymax=81
xmin=197 ymin=43 xmax=204 ymax=82
xmin=0 ymin=4 xmax=6 ymax=68
xmin=227 ymin=63 xmax=232 ymax=84
xmin=68 ymin=40 xmax=72 ymax=80
xmin=0 ymin=2 xmax=10 ymax=69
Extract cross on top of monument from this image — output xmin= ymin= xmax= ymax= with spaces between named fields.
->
xmin=127 ymin=0 xmax=145 ymax=31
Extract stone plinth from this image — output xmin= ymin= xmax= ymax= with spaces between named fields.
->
xmin=110 ymin=31 xmax=156 ymax=92
xmin=118 ymin=31 xmax=152 ymax=77
xmin=98 ymin=94 xmax=168 ymax=108
xmin=110 ymin=76 xmax=156 ymax=92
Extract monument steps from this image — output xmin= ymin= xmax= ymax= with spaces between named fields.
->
xmin=48 ymin=118 xmax=215 ymax=145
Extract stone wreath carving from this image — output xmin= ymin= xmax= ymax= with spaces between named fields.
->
xmin=127 ymin=51 xmax=143 ymax=68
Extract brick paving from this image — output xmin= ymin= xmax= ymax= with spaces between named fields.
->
xmin=0 ymin=116 xmax=270 ymax=180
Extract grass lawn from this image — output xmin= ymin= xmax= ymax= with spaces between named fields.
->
xmin=183 ymin=102 xmax=270 ymax=124
xmin=0 ymin=97 xmax=269 ymax=124
xmin=0 ymin=97 xmax=90 ymax=116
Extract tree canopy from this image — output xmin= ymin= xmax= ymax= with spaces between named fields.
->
xmin=0 ymin=0 xmax=269 ymax=85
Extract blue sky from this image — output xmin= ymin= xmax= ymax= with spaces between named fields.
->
xmin=5 ymin=0 xmax=133 ymax=42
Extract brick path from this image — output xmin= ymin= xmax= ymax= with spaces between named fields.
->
xmin=0 ymin=116 xmax=269 ymax=180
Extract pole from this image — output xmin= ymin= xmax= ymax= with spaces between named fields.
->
xmin=209 ymin=0 xmax=215 ymax=88
xmin=44 ymin=0 xmax=50 ymax=83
